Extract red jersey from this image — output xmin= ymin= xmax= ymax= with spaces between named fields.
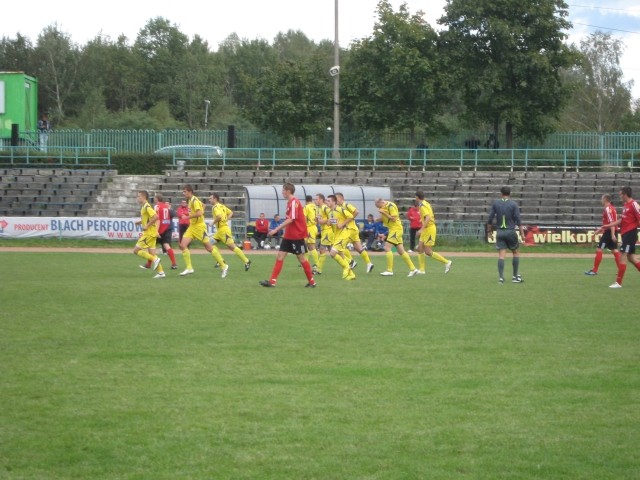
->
xmin=176 ymin=205 xmax=190 ymax=226
xmin=154 ymin=201 xmax=173 ymax=234
xmin=407 ymin=206 xmax=422 ymax=229
xmin=620 ymin=199 xmax=640 ymax=235
xmin=255 ymin=218 xmax=269 ymax=233
xmin=283 ymin=196 xmax=308 ymax=240
xmin=601 ymin=203 xmax=617 ymax=228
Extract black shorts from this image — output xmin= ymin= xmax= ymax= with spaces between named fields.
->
xmin=619 ymin=230 xmax=638 ymax=254
xmin=158 ymin=229 xmax=173 ymax=246
xmin=495 ymin=229 xmax=519 ymax=251
xmin=280 ymin=238 xmax=308 ymax=255
xmin=598 ymin=230 xmax=618 ymax=251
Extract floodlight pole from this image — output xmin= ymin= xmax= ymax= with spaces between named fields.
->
xmin=333 ymin=0 xmax=340 ymax=160
xmin=204 ymin=99 xmax=210 ymax=129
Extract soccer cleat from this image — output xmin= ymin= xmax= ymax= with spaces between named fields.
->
xmin=366 ymin=263 xmax=374 ymax=273
xmin=221 ymin=265 xmax=229 ymax=278
xmin=380 ymin=271 xmax=394 ymax=276
xmin=180 ymin=268 xmax=194 ymax=276
xmin=499 ymin=277 xmax=504 ymax=284
xmin=408 ymin=269 xmax=419 ymax=277
xmin=349 ymin=259 xmax=357 ymax=269
xmin=345 ymin=271 xmax=356 ymax=281
xmin=444 ymin=260 xmax=452 ymax=273
xmin=305 ymin=282 xmax=317 ymax=288
xmin=342 ymin=268 xmax=351 ymax=279
xmin=312 ymin=264 xmax=319 ymax=275
xmin=214 ymin=262 xmax=220 ymax=269
xmin=609 ymin=282 xmax=622 ymax=289
xmin=584 ymin=270 xmax=597 ymax=276
xmin=139 ymin=264 xmax=150 ymax=270
xmin=153 ymin=272 xmax=166 ymax=279
xmin=259 ymin=280 xmax=275 ymax=288
xmin=171 ymin=265 xmax=178 ymax=270
xmin=244 ymin=260 xmax=252 ymax=272
xmin=152 ymin=256 xmax=161 ymax=271
xmin=512 ymin=275 xmax=523 ymax=283
xmin=416 ymin=270 xmax=426 ymax=275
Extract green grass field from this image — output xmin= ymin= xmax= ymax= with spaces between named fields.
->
xmin=1 ymin=251 xmax=639 ymax=479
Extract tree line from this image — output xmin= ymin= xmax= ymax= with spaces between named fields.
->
xmin=1 ymin=0 xmax=638 ymax=148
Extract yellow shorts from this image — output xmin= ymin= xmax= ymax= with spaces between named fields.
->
xmin=385 ymin=228 xmax=404 ymax=246
xmin=183 ymin=223 xmax=209 ymax=243
xmin=320 ymin=228 xmax=334 ymax=247
xmin=306 ymin=225 xmax=318 ymax=244
xmin=136 ymin=232 xmax=157 ymax=250
xmin=213 ymin=226 xmax=234 ymax=245
xmin=332 ymin=230 xmax=350 ymax=253
xmin=345 ymin=228 xmax=360 ymax=244
xmin=419 ymin=224 xmax=437 ymax=247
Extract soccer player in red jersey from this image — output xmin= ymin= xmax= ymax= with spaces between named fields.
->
xmin=259 ymin=183 xmax=317 ymax=288
xmin=154 ymin=193 xmax=178 ymax=269
xmin=585 ymin=194 xmax=621 ymax=276
xmin=603 ymin=186 xmax=640 ymax=288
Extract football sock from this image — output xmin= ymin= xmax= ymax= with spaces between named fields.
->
xmin=137 ymin=250 xmax=153 ymax=261
xmin=386 ymin=251 xmax=394 ymax=272
xmin=333 ymin=253 xmax=349 ymax=269
xmin=593 ymin=250 xmax=603 ymax=272
xmin=498 ymin=258 xmax=505 ymax=278
xmin=418 ymin=253 xmax=426 ymax=271
xmin=401 ymin=251 xmax=416 ymax=270
xmin=512 ymin=256 xmax=520 ymax=277
xmin=301 ymin=260 xmax=314 ymax=282
xmin=233 ymin=246 xmax=249 ymax=263
xmin=318 ymin=252 xmax=327 ymax=272
xmin=270 ymin=259 xmax=284 ymax=284
xmin=431 ymin=252 xmax=448 ymax=264
xmin=634 ymin=261 xmax=640 ymax=272
xmin=310 ymin=249 xmax=319 ymax=266
xmin=344 ymin=249 xmax=354 ymax=262
xmin=360 ymin=250 xmax=372 ymax=264
xmin=613 ymin=251 xmax=621 ymax=267
xmin=211 ymin=246 xmax=226 ymax=268
xmin=167 ymin=248 xmax=176 ymax=266
xmin=616 ymin=263 xmax=627 ymax=285
xmin=182 ymin=249 xmax=192 ymax=269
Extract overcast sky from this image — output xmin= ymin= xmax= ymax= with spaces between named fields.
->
xmin=1 ymin=0 xmax=639 ymax=99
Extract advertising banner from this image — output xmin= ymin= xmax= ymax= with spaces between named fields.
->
xmin=487 ymin=225 xmax=638 ymax=246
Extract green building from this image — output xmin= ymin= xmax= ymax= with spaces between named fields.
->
xmin=0 ymin=71 xmax=38 ymax=144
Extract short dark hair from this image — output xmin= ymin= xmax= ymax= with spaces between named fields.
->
xmin=415 ymin=190 xmax=425 ymax=200
xmin=620 ymin=186 xmax=632 ymax=198
xmin=328 ymin=194 xmax=337 ymax=203
xmin=183 ymin=184 xmax=194 ymax=193
xmin=316 ymin=193 xmax=325 ymax=201
xmin=306 ymin=195 xmax=313 ymax=202
xmin=500 ymin=186 xmax=511 ymax=196
xmin=283 ymin=182 xmax=295 ymax=194
xmin=211 ymin=193 xmax=220 ymax=201
xmin=139 ymin=190 xmax=149 ymax=200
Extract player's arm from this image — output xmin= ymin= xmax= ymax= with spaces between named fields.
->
xmin=143 ymin=212 xmax=158 ymax=230
xmin=338 ymin=208 xmax=354 ymax=230
xmin=269 ymin=217 xmax=291 ymax=236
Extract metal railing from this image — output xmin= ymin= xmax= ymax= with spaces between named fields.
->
xmin=1 ymin=146 xmax=638 ymax=172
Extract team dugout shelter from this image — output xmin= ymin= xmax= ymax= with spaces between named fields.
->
xmin=244 ymin=185 xmax=392 ymax=226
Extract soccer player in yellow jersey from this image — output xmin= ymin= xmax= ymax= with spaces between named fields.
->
xmin=327 ymin=195 xmax=356 ymax=280
xmin=178 ymin=184 xmax=224 ymax=277
xmin=133 ymin=190 xmax=165 ymax=278
xmin=303 ymin=195 xmax=320 ymax=271
xmin=209 ymin=193 xmax=251 ymax=276
xmin=335 ymin=192 xmax=374 ymax=273
xmin=315 ymin=193 xmax=334 ymax=274
xmin=375 ymin=198 xmax=419 ymax=276
xmin=415 ymin=190 xmax=452 ymax=274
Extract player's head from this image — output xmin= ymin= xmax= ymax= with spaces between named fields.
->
xmin=137 ymin=190 xmax=149 ymax=203
xmin=210 ymin=193 xmax=220 ymax=204
xmin=500 ymin=186 xmax=511 ymax=197
xmin=415 ymin=190 xmax=425 ymax=200
xmin=306 ymin=195 xmax=313 ymax=203
xmin=375 ymin=198 xmax=386 ymax=208
xmin=315 ymin=193 xmax=325 ymax=205
xmin=154 ymin=193 xmax=164 ymax=203
xmin=327 ymin=195 xmax=337 ymax=208
xmin=283 ymin=182 xmax=295 ymax=194
xmin=601 ymin=194 xmax=612 ymax=205
xmin=620 ymin=186 xmax=632 ymax=200
xmin=182 ymin=184 xmax=194 ymax=198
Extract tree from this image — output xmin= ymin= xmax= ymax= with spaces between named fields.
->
xmin=0 ymin=34 xmax=35 ymax=73
xmin=560 ymin=32 xmax=633 ymax=132
xmin=246 ymin=56 xmax=332 ymax=142
xmin=32 ymin=25 xmax=81 ymax=122
xmin=342 ymin=1 xmax=444 ymax=143
xmin=439 ymin=0 xmax=577 ymax=147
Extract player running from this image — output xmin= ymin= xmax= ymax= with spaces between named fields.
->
xmin=415 ymin=190 xmax=452 ymax=275
xmin=375 ymin=198 xmax=419 ymax=276
xmin=209 ymin=193 xmax=251 ymax=277
xmin=133 ymin=190 xmax=165 ymax=279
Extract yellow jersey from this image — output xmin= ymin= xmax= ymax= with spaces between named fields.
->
xmin=212 ymin=203 xmax=232 ymax=230
xmin=140 ymin=201 xmax=158 ymax=237
xmin=339 ymin=203 xmax=358 ymax=232
xmin=304 ymin=203 xmax=318 ymax=228
xmin=188 ymin=196 xmax=206 ymax=227
xmin=379 ymin=201 xmax=402 ymax=230
xmin=317 ymin=203 xmax=332 ymax=231
xmin=419 ymin=200 xmax=435 ymax=227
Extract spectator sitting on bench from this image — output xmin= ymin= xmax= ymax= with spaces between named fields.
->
xmin=253 ymin=212 xmax=270 ymax=249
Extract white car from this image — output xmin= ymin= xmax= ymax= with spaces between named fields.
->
xmin=154 ymin=145 xmax=224 ymax=158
